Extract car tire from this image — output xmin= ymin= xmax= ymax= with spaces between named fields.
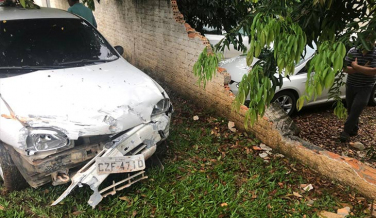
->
xmin=271 ymin=91 xmax=297 ymax=116
xmin=0 ymin=143 xmax=29 ymax=192
xmin=369 ymin=84 xmax=376 ymax=106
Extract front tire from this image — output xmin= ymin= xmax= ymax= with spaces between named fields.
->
xmin=271 ymin=91 xmax=297 ymax=116
xmin=369 ymin=84 xmax=376 ymax=106
xmin=0 ymin=143 xmax=29 ymax=192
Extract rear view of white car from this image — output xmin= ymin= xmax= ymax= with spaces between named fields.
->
xmin=0 ymin=4 xmax=172 ymax=207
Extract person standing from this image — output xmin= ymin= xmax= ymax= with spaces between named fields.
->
xmin=341 ymin=46 xmax=376 ymax=142
xmin=67 ymin=0 xmax=97 ymax=28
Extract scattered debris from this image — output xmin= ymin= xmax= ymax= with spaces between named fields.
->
xmin=259 ymin=152 xmax=268 ymax=158
xmin=252 ymin=146 xmax=262 ymax=151
xmin=260 ymin=143 xmax=272 ymax=151
xmin=228 ymin=121 xmax=237 ymax=132
xmin=293 ymin=106 xmax=375 ymax=168
xmin=302 ymin=184 xmax=314 ymax=192
xmin=293 ymin=192 xmax=303 ymax=198
xmin=367 ymin=203 xmax=376 ymax=216
xmin=220 ymin=203 xmax=228 ymax=207
xmin=349 ymin=142 xmax=365 ymax=151
xmin=319 ymin=211 xmax=345 ymax=218
xmin=72 ymin=211 xmax=84 ymax=216
xmin=337 ymin=207 xmax=350 ymax=216
xmin=306 ymin=199 xmax=315 ymax=206
xmin=193 ymin=115 xmax=199 ymax=121
xmin=119 ymin=196 xmax=131 ymax=202
xmin=275 ymin=153 xmax=285 ymax=158
xmin=357 ymin=151 xmax=366 ymax=158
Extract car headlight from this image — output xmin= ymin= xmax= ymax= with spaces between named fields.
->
xmin=26 ymin=128 xmax=70 ymax=151
xmin=152 ymin=98 xmax=170 ymax=116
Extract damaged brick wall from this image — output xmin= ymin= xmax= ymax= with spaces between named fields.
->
xmin=48 ymin=0 xmax=376 ymax=199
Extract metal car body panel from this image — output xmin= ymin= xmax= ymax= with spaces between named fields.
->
xmin=220 ymin=55 xmax=347 ymax=107
xmin=0 ymin=58 xmax=165 ymax=150
xmin=0 ymin=6 xmax=76 ymax=20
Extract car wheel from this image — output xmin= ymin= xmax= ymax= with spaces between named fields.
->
xmin=369 ymin=85 xmax=376 ymax=106
xmin=0 ymin=143 xmax=29 ymax=192
xmin=271 ymin=91 xmax=297 ymax=116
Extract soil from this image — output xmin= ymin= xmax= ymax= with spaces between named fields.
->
xmin=292 ymin=103 xmax=376 ymax=168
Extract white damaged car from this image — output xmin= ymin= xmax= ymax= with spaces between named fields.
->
xmin=0 ymin=5 xmax=172 ymax=207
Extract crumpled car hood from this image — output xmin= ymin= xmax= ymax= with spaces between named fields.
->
xmin=0 ymin=59 xmax=165 ymax=140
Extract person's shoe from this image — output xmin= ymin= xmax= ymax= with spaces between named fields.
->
xmin=339 ymin=131 xmax=350 ymax=142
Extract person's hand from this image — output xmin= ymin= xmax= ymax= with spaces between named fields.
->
xmin=351 ymin=58 xmax=359 ymax=68
xmin=344 ymin=66 xmax=355 ymax=74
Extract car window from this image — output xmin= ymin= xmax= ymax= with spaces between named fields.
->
xmin=202 ymin=25 xmax=222 ymax=35
xmin=0 ymin=18 xmax=118 ymax=69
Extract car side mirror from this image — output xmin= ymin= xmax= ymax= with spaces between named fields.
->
xmin=114 ymin=46 xmax=124 ymax=55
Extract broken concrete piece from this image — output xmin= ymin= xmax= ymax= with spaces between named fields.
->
xmin=228 ymin=121 xmax=237 ymax=132
xmin=336 ymin=207 xmax=350 ymax=216
xmin=303 ymin=184 xmax=314 ymax=192
xmin=349 ymin=142 xmax=365 ymax=151
xmin=275 ymin=153 xmax=285 ymax=158
xmin=260 ymin=143 xmax=272 ymax=151
xmin=259 ymin=152 xmax=268 ymax=158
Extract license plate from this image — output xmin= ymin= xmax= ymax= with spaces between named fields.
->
xmin=96 ymin=154 xmax=145 ymax=174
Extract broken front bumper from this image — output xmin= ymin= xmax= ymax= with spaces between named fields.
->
xmin=51 ymin=112 xmax=171 ymax=208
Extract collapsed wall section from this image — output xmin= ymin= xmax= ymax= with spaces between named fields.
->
xmin=47 ymin=0 xmax=376 ymax=199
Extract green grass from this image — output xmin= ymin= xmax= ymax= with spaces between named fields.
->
xmin=0 ymin=95 xmax=371 ymax=217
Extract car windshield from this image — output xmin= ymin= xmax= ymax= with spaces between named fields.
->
xmin=296 ymin=45 xmax=316 ymax=66
xmin=0 ymin=18 xmax=118 ymax=69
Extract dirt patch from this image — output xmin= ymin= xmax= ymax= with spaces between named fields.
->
xmin=292 ymin=104 xmax=376 ymax=168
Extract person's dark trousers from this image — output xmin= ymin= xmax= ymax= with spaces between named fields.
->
xmin=344 ymin=85 xmax=373 ymax=134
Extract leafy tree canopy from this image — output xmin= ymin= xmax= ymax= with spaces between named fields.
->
xmin=179 ymin=0 xmax=376 ymax=126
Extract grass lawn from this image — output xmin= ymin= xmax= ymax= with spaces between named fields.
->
xmin=0 ymin=95 xmax=372 ymax=217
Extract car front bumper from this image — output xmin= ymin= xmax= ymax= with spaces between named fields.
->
xmin=51 ymin=111 xmax=171 ymax=208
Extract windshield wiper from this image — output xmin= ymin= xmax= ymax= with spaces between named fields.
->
xmin=58 ymin=58 xmax=117 ymax=66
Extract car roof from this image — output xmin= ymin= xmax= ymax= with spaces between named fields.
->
xmin=0 ymin=6 xmax=78 ymax=21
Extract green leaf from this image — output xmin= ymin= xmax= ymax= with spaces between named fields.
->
xmin=296 ymin=96 xmax=305 ymax=111
xmin=255 ymin=42 xmax=261 ymax=57
xmin=333 ymin=55 xmax=343 ymax=72
xmin=246 ymin=49 xmax=254 ymax=66
xmin=336 ymin=43 xmax=346 ymax=58
xmin=324 ymin=71 xmax=335 ymax=89
xmin=19 ymin=0 xmax=26 ymax=8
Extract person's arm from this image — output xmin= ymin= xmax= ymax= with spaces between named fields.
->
xmin=351 ymin=58 xmax=376 ymax=76
xmin=343 ymin=66 xmax=357 ymax=74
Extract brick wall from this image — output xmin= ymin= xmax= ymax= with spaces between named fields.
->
xmin=46 ymin=0 xmax=376 ymax=199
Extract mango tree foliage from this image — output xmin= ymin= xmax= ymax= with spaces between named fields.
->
xmin=187 ymin=0 xmax=376 ymax=126
xmin=177 ymin=0 xmax=253 ymax=34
